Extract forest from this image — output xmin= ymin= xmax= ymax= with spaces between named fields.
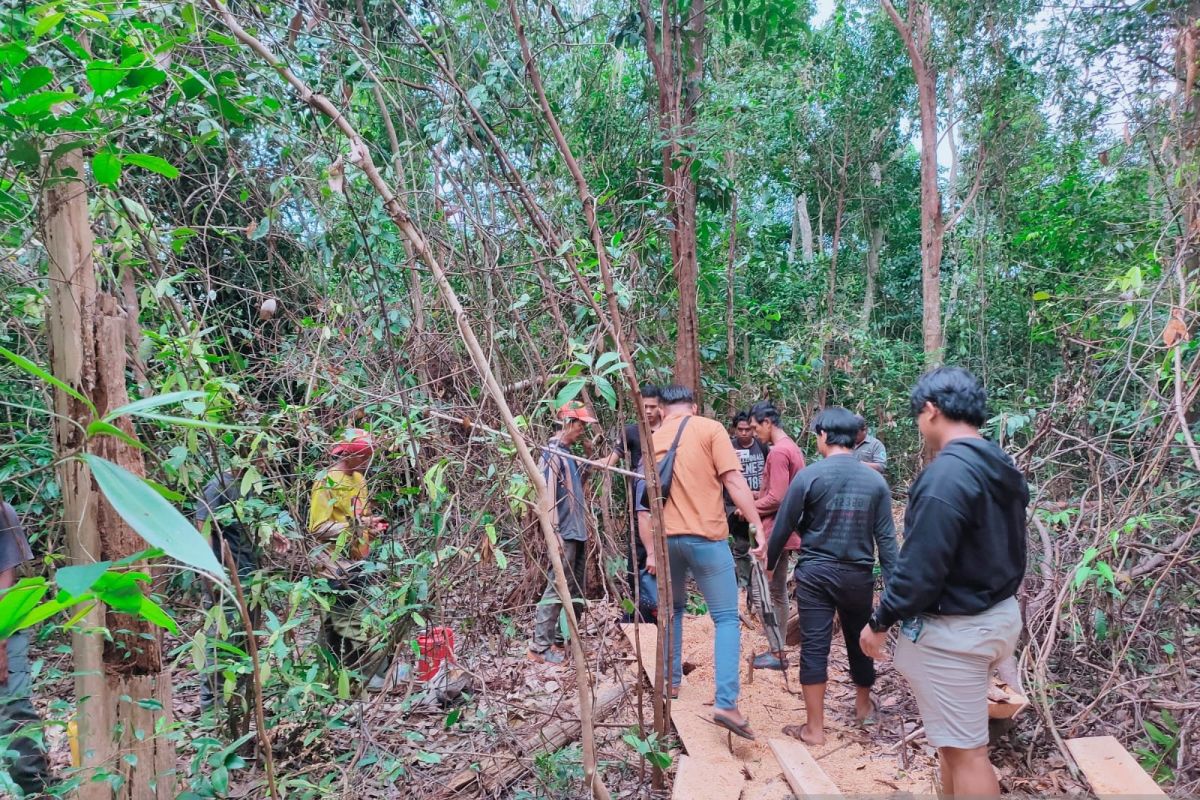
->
xmin=0 ymin=0 xmax=1196 ymax=796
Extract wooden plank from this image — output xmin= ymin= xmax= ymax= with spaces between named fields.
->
xmin=672 ymin=756 xmax=705 ymax=800
xmin=768 ymin=738 xmax=843 ymax=799
xmin=1065 ymin=736 xmax=1166 ymax=800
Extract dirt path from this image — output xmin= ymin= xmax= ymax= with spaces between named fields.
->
xmin=623 ymin=613 xmax=931 ymax=798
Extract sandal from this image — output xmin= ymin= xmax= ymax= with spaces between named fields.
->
xmin=712 ymin=711 xmax=756 ymax=740
xmin=782 ymin=723 xmax=824 ymax=746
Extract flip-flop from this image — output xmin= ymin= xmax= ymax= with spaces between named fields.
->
xmin=782 ymin=723 xmax=824 ymax=746
xmin=712 ymin=712 xmax=756 ymax=740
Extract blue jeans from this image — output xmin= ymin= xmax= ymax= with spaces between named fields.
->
xmin=666 ymin=535 xmax=741 ymax=710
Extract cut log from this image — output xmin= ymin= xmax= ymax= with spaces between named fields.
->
xmin=1065 ymin=736 xmax=1165 ymax=800
xmin=437 ymin=680 xmax=628 ymax=798
xmin=768 ymin=738 xmax=842 ymax=798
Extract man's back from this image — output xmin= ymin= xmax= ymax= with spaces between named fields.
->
xmin=652 ymin=414 xmax=741 ymax=540
xmin=769 ymin=454 xmax=896 ymax=573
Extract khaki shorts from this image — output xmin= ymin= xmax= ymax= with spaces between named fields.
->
xmin=893 ymin=596 xmax=1022 ymax=749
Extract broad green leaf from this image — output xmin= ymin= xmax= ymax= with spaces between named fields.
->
xmin=92 ymin=150 xmax=121 ymax=186
xmin=103 ymin=390 xmax=205 ymax=423
xmin=82 ymin=453 xmax=226 ymax=579
xmin=56 ymin=561 xmax=112 ymax=596
xmin=594 ymin=375 xmax=617 ymax=409
xmin=0 ymin=345 xmax=96 ymax=415
xmin=17 ymin=66 xmax=54 ymax=95
xmin=248 ymin=217 xmax=270 ymax=241
xmin=9 ymin=138 xmax=40 ymax=170
xmin=553 ymin=378 xmax=586 ymax=408
xmin=85 ymin=420 xmax=145 ymax=450
xmin=126 ymin=67 xmax=166 ymax=89
xmin=0 ymin=580 xmax=49 ymax=640
xmin=5 ymin=90 xmax=77 ymax=116
xmin=33 ymin=12 xmax=66 ymax=37
xmin=122 ymin=153 xmax=180 ymax=179
xmin=85 ymin=60 xmax=123 ymax=95
xmin=1032 ymin=291 xmax=1051 ymax=301
xmin=138 ymin=596 xmax=179 ymax=633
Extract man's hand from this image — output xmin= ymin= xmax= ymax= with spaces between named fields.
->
xmin=859 ymin=624 xmax=889 ymax=659
xmin=644 ymin=553 xmax=656 ymax=576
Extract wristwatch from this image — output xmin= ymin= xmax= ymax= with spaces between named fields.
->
xmin=867 ymin=611 xmax=888 ymax=633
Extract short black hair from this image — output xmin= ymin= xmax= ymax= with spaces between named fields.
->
xmin=909 ymin=366 xmax=988 ymax=427
xmin=731 ymin=410 xmax=750 ymax=426
xmin=749 ymin=401 xmax=780 ymax=426
xmin=659 ymin=384 xmax=694 ymax=406
xmin=855 ymin=415 xmax=868 ymax=432
xmin=639 ymin=383 xmax=661 ymax=400
xmin=811 ymin=407 xmax=859 ymax=448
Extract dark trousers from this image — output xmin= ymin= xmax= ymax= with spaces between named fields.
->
xmin=531 ymin=539 xmax=587 ymax=653
xmin=0 ymin=633 xmax=49 ymax=796
xmin=795 ymin=560 xmax=876 ymax=687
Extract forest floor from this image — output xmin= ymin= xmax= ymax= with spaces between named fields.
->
xmin=19 ymin=499 xmax=1088 ymax=798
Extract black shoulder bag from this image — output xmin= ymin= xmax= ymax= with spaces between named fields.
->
xmin=637 ymin=417 xmax=690 ymax=511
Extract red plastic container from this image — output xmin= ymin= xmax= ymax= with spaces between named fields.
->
xmin=415 ymin=627 xmax=456 ymax=681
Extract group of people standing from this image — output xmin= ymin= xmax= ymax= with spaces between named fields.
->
xmin=528 ymin=367 xmax=1027 ymax=798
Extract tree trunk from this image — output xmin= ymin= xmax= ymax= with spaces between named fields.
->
xmin=861 ymin=220 xmax=884 ymax=328
xmin=641 ymin=0 xmax=706 ymax=396
xmin=44 ymin=150 xmax=176 ymax=799
xmin=883 ymin=0 xmax=945 ymax=367
xmin=725 ymin=153 xmax=738 ymax=385
xmin=798 ymin=193 xmax=814 ymax=263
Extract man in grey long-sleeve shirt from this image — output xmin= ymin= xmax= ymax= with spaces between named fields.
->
xmin=753 ymin=407 xmax=898 ymax=746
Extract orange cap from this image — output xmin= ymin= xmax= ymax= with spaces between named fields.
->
xmin=557 ymin=401 xmax=598 ymax=424
xmin=331 ymin=428 xmax=376 ymax=456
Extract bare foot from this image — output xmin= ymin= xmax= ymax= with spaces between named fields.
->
xmin=856 ymin=695 xmax=879 ymax=725
xmin=783 ymin=723 xmax=825 ymax=746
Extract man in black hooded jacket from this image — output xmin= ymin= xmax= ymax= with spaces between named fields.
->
xmin=860 ymin=367 xmax=1026 ymax=799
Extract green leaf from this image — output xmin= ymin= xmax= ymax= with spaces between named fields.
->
xmin=0 ymin=345 xmax=96 ymax=415
xmin=553 ymin=378 xmax=586 ymax=408
xmin=121 ymin=153 xmax=180 ymax=179
xmin=81 ymin=453 xmax=226 ymax=579
xmin=444 ymin=708 xmax=461 ymax=729
xmin=33 ymin=12 xmax=66 ymax=37
xmin=85 ymin=60 xmax=123 ymax=95
xmin=9 ymin=138 xmax=40 ymax=170
xmin=415 ymin=751 xmax=442 ymax=764
xmin=337 ymin=668 xmax=350 ymax=700
xmin=1032 ymin=291 xmax=1051 ymax=301
xmin=5 ymin=90 xmax=77 ymax=116
xmin=125 ymin=67 xmax=167 ymax=89
xmin=56 ymin=562 xmax=112 ymax=596
xmin=138 ymin=595 xmax=178 ymax=633
xmin=85 ymin=420 xmax=145 ymax=450
xmin=0 ymin=580 xmax=49 ymax=640
xmin=92 ymin=150 xmax=121 ymax=186
xmin=103 ymin=390 xmax=205 ymax=423
xmin=125 ymin=412 xmax=248 ymax=432
xmin=1117 ymin=308 xmax=1135 ymax=330
xmin=17 ymin=66 xmax=54 ymax=95
xmin=594 ymin=375 xmax=617 ymax=409
xmin=248 ymin=217 xmax=270 ymax=241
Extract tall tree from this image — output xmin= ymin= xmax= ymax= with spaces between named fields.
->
xmin=882 ymin=0 xmax=945 ymax=366
xmin=639 ymin=0 xmax=707 ymax=393
xmin=44 ymin=151 xmax=177 ymax=799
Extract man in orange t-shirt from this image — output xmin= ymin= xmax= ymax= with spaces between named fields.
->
xmin=637 ymin=385 xmax=764 ymax=740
